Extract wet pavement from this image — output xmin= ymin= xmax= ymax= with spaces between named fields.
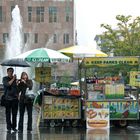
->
xmin=0 ymin=106 xmax=140 ymax=140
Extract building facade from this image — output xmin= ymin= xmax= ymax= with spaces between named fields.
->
xmin=0 ymin=0 xmax=75 ymax=61
xmin=0 ymin=0 xmax=77 ymax=81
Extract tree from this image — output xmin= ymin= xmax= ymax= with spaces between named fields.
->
xmin=96 ymin=15 xmax=140 ymax=56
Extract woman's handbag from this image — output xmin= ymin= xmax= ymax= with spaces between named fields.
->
xmin=24 ymin=88 xmax=35 ymax=103
xmin=0 ymin=95 xmax=6 ymax=106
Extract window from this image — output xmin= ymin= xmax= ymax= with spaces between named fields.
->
xmin=63 ymin=33 xmax=69 ymax=44
xmin=34 ymin=33 xmax=38 ymax=43
xmin=36 ymin=7 xmax=44 ymax=22
xmin=11 ymin=6 xmax=15 ymax=20
xmin=49 ymin=7 xmax=57 ymax=23
xmin=24 ymin=33 xmax=29 ymax=43
xmin=0 ymin=6 xmax=2 ymax=22
xmin=65 ymin=6 xmax=70 ymax=22
xmin=11 ymin=6 xmax=15 ymax=12
xmin=3 ymin=33 xmax=9 ymax=43
xmin=28 ymin=7 xmax=32 ymax=22
xmin=53 ymin=34 xmax=57 ymax=43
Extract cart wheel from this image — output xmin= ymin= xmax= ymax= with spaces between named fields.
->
xmin=72 ymin=120 xmax=77 ymax=127
xmin=50 ymin=120 xmax=55 ymax=127
xmin=112 ymin=120 xmax=128 ymax=128
xmin=118 ymin=120 xmax=128 ymax=128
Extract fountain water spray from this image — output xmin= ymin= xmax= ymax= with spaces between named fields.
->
xmin=1 ymin=5 xmax=24 ymax=80
xmin=5 ymin=5 xmax=23 ymax=59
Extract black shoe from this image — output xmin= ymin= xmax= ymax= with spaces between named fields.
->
xmin=27 ymin=128 xmax=32 ymax=131
xmin=27 ymin=130 xmax=31 ymax=133
xmin=27 ymin=129 xmax=32 ymax=133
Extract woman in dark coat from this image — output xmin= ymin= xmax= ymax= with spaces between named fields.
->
xmin=17 ymin=72 xmax=34 ymax=133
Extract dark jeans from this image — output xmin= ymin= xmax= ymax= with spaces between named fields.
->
xmin=18 ymin=102 xmax=33 ymax=131
xmin=5 ymin=99 xmax=18 ymax=130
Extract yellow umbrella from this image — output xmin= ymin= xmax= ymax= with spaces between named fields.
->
xmin=58 ymin=45 xmax=108 ymax=58
xmin=59 ymin=45 xmax=108 ymax=80
xmin=70 ymin=81 xmax=79 ymax=86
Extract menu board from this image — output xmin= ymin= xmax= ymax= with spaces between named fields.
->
xmin=35 ymin=67 xmax=51 ymax=82
xmin=43 ymin=96 xmax=80 ymax=119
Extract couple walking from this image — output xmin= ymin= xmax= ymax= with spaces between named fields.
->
xmin=2 ymin=67 xmax=34 ymax=133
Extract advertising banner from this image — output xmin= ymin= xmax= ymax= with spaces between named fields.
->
xmin=86 ymin=108 xmax=110 ymax=129
xmin=130 ymin=71 xmax=140 ymax=87
xmin=109 ymin=101 xmax=138 ymax=119
xmin=86 ymin=100 xmax=139 ymax=119
xmin=105 ymin=84 xmax=124 ymax=99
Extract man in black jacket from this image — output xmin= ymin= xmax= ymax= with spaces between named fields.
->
xmin=2 ymin=67 xmax=19 ymax=133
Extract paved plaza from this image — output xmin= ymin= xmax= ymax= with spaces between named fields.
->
xmin=0 ymin=106 xmax=140 ymax=140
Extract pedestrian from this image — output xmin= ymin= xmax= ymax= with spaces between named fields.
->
xmin=17 ymin=72 xmax=34 ymax=133
xmin=2 ymin=67 xmax=19 ymax=133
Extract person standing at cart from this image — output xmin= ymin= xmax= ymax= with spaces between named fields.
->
xmin=2 ymin=67 xmax=19 ymax=133
xmin=17 ymin=72 xmax=34 ymax=133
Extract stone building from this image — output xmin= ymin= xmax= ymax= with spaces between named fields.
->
xmin=0 ymin=0 xmax=77 ymax=81
xmin=0 ymin=0 xmax=75 ymax=60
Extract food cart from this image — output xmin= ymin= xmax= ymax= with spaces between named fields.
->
xmin=79 ymin=56 xmax=140 ymax=128
xmin=42 ymin=94 xmax=81 ymax=127
xmin=35 ymin=67 xmax=82 ymax=127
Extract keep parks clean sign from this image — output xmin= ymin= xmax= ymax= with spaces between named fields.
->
xmin=83 ymin=57 xmax=139 ymax=67
xmin=35 ymin=67 xmax=51 ymax=82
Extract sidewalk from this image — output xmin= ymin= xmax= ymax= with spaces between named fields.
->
xmin=1 ymin=105 xmax=140 ymax=140
xmin=0 ymin=106 xmax=40 ymax=139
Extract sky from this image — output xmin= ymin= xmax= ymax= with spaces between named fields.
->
xmin=75 ymin=0 xmax=140 ymax=47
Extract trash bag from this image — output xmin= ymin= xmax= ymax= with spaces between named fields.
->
xmin=0 ymin=95 xmax=6 ymax=106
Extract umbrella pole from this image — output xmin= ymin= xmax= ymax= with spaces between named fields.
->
xmin=78 ymin=58 xmax=80 ymax=80
xmin=40 ymin=63 xmax=44 ymax=90
xmin=14 ymin=67 xmax=16 ymax=74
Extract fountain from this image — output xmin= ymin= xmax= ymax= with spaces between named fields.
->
xmin=0 ymin=5 xmax=25 ymax=80
xmin=5 ymin=5 xmax=23 ymax=59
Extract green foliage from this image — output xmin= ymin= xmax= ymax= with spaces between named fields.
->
xmin=97 ymin=15 xmax=140 ymax=56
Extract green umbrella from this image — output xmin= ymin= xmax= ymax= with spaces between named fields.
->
xmin=13 ymin=48 xmax=70 ymax=63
